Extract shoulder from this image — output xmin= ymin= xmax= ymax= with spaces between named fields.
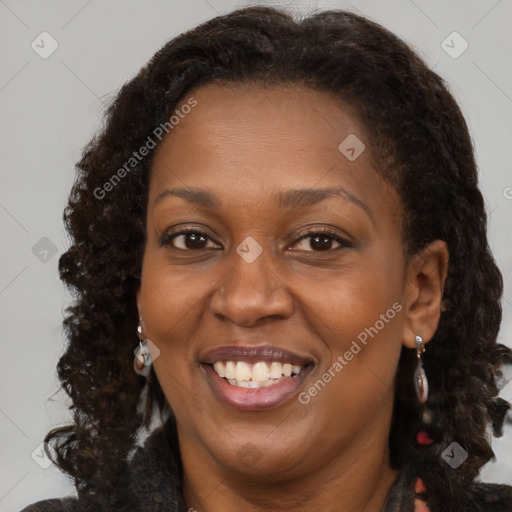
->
xmin=19 ymin=493 xmax=136 ymax=512
xmin=19 ymin=496 xmax=81 ymax=512
xmin=458 ymin=481 xmax=512 ymax=512
xmin=396 ymin=472 xmax=512 ymax=512
xmin=19 ymin=419 xmax=182 ymax=512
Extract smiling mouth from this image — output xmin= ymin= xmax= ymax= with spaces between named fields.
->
xmin=208 ymin=360 xmax=311 ymax=388
xmin=200 ymin=344 xmax=315 ymax=410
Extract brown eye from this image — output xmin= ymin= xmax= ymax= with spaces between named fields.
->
xmin=309 ymin=234 xmax=336 ymax=251
xmin=161 ymin=229 xmax=220 ymax=250
xmin=292 ymin=229 xmax=352 ymax=252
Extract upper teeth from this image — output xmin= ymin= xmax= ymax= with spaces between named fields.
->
xmin=213 ymin=361 xmax=302 ymax=381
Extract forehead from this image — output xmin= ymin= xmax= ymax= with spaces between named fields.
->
xmin=148 ymin=82 xmax=400 ymax=225
xmin=153 ymin=82 xmax=367 ymax=163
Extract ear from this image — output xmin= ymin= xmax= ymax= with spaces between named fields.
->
xmin=401 ymin=240 xmax=449 ymax=348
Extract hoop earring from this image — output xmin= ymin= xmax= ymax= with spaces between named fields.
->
xmin=414 ymin=335 xmax=434 ymax=445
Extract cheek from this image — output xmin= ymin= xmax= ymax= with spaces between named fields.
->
xmin=307 ymin=282 xmax=403 ymax=396
xmin=292 ymin=249 xmax=404 ymax=344
xmin=139 ymin=258 xmax=211 ymax=414
xmin=139 ymin=255 xmax=220 ymax=343
xmin=305 ymin=303 xmax=403 ymax=446
xmin=296 ymin=249 xmax=404 ymax=412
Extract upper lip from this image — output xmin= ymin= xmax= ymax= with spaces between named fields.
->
xmin=201 ymin=344 xmax=315 ymax=366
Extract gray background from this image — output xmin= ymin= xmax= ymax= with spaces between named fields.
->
xmin=1 ymin=0 xmax=511 ymax=509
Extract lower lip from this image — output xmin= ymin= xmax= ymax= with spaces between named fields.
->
xmin=202 ymin=364 xmax=313 ymax=411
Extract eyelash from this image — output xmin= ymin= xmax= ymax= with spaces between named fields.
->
xmin=160 ymin=226 xmax=353 ymax=252
xmin=294 ymin=227 xmax=353 ymax=250
xmin=160 ymin=228 xmax=214 ymax=249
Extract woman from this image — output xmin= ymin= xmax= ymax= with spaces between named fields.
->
xmin=21 ymin=6 xmax=512 ymax=512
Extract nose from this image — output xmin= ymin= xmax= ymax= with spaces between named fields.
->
xmin=209 ymin=245 xmax=294 ymax=327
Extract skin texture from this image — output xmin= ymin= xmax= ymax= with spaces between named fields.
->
xmin=136 ymin=83 xmax=448 ymax=512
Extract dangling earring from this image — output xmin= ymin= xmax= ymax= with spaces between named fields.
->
xmin=414 ymin=335 xmax=434 ymax=445
xmin=134 ymin=323 xmax=160 ymax=378
xmin=414 ymin=335 xmax=428 ymax=403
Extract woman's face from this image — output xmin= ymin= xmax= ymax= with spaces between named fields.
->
xmin=138 ymin=83 xmax=425 ymax=480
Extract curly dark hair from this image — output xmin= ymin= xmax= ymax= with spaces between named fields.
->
xmin=45 ymin=6 xmax=511 ymax=511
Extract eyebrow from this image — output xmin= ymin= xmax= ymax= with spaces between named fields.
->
xmin=153 ymin=187 xmax=220 ymax=210
xmin=152 ymin=186 xmax=372 ymax=219
xmin=278 ymin=186 xmax=372 ymax=220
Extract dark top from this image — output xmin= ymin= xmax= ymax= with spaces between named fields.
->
xmin=20 ymin=418 xmax=512 ymax=512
